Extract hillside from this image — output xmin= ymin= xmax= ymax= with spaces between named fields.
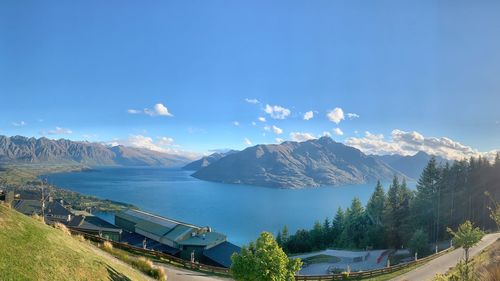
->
xmin=0 ymin=135 xmax=190 ymax=167
xmin=182 ymin=150 xmax=238 ymax=171
xmin=193 ymin=136 xmax=402 ymax=188
xmin=373 ymin=151 xmax=451 ymax=179
xmin=0 ymin=204 xmax=151 ymax=281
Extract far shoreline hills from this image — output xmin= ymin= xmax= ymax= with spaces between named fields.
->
xmin=1 ymin=134 xmax=449 ymax=189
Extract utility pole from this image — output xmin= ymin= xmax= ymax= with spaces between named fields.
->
xmin=41 ymin=180 xmax=45 ymax=223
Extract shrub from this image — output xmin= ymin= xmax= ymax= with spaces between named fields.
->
xmin=54 ymin=222 xmax=71 ymax=235
xmin=31 ymin=213 xmax=44 ymax=223
xmin=102 ymin=241 xmax=113 ymax=252
xmin=74 ymin=234 xmax=86 ymax=243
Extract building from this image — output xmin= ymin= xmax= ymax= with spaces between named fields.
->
xmin=12 ymin=198 xmax=122 ymax=241
xmin=115 ymin=209 xmax=240 ymax=267
xmin=67 ymin=214 xmax=123 ymax=242
xmin=12 ymin=199 xmax=72 ymax=223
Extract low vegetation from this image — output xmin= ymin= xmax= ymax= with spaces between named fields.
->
xmin=99 ymin=240 xmax=167 ymax=281
xmin=0 ymin=204 xmax=150 ymax=281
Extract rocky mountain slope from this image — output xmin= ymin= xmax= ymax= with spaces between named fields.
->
xmin=182 ymin=150 xmax=238 ymax=171
xmin=0 ymin=135 xmax=190 ymax=167
xmin=192 ymin=137 xmax=402 ymax=188
xmin=373 ymin=151 xmax=450 ymax=179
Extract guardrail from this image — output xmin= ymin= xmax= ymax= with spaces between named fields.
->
xmin=294 ymin=247 xmax=452 ymax=280
xmin=69 ymin=229 xmax=231 ymax=276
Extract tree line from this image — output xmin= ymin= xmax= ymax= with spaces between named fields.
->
xmin=277 ymin=154 xmax=500 ymax=255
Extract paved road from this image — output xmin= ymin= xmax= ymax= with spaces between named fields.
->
xmin=156 ymin=262 xmax=233 ymax=281
xmin=391 ymin=233 xmax=500 ymax=281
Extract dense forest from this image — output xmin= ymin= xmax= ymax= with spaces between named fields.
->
xmin=277 ymin=154 xmax=500 ymax=256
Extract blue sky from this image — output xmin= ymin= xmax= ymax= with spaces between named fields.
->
xmin=1 ymin=1 xmax=499 ymax=159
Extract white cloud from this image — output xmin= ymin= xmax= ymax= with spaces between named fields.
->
xmin=327 ymin=107 xmax=345 ymax=124
xmin=149 ymin=103 xmax=173 ymax=116
xmin=12 ymin=121 xmax=26 ymax=127
xmin=127 ymin=109 xmax=141 ymax=114
xmin=258 ymin=117 xmax=266 ymax=122
xmin=157 ymin=136 xmax=175 ymax=146
xmin=233 ymin=121 xmax=240 ymax=126
xmin=272 ymin=125 xmax=283 ymax=135
xmin=275 ymin=138 xmax=284 ymax=143
xmin=290 ymin=132 xmax=316 ymax=142
xmin=347 ymin=113 xmax=360 ymax=119
xmin=345 ymin=129 xmax=494 ymax=161
xmin=107 ymin=135 xmax=199 ymax=159
xmin=130 ymin=103 xmax=173 ymax=117
xmin=245 ymin=98 xmax=260 ymax=104
xmin=251 ymin=121 xmax=257 ymax=126
xmin=48 ymin=127 xmax=73 ymax=135
xmin=333 ymin=128 xmax=344 ymax=136
xmin=303 ymin=111 xmax=314 ymax=121
xmin=321 ymin=131 xmax=332 ymax=137
xmin=263 ymin=125 xmax=271 ymax=131
xmin=244 ymin=138 xmax=252 ymax=146
xmin=264 ymin=104 xmax=291 ymax=119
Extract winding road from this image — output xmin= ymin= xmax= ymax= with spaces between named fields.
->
xmin=390 ymin=233 xmax=500 ymax=281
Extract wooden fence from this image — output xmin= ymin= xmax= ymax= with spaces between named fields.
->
xmin=70 ymin=229 xmax=452 ymax=280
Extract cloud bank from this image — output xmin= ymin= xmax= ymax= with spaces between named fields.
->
xmin=346 ymin=129 xmax=498 ymax=161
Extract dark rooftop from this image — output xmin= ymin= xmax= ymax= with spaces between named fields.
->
xmin=203 ymin=241 xmax=241 ymax=268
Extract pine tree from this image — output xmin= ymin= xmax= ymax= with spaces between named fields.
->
xmin=412 ymin=157 xmax=441 ymax=245
xmin=365 ymin=181 xmax=386 ymax=248
xmin=332 ymin=207 xmax=344 ymax=247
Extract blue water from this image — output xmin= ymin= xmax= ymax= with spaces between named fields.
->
xmin=44 ymin=167 xmax=403 ymax=246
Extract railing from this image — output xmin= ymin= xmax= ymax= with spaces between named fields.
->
xmin=294 ymin=247 xmax=452 ymax=280
xmin=69 ymin=229 xmax=232 ymax=276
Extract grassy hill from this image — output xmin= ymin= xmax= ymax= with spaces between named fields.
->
xmin=0 ymin=204 xmax=151 ymax=281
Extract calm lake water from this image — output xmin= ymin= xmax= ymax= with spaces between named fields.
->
xmin=44 ymin=167 xmax=411 ymax=246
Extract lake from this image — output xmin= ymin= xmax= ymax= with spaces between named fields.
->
xmin=44 ymin=167 xmax=409 ymax=246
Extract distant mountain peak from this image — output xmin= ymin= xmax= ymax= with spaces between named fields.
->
xmin=0 ymin=135 xmax=191 ymax=167
xmin=192 ymin=138 xmax=402 ymax=188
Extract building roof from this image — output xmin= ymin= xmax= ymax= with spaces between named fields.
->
xmin=45 ymin=201 xmax=72 ymax=218
xmin=118 ymin=209 xmax=199 ymax=230
xmin=67 ymin=215 xmax=122 ymax=234
xmin=121 ymin=231 xmax=180 ymax=256
xmin=203 ymin=241 xmax=241 ymax=268
xmin=177 ymin=231 xmax=227 ymax=247
xmin=13 ymin=200 xmax=41 ymax=215
xmin=163 ymin=224 xmax=193 ymax=242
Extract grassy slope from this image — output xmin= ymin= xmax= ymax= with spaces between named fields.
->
xmin=0 ymin=204 xmax=150 ymax=281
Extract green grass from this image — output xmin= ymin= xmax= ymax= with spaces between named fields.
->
xmin=302 ymin=254 xmax=341 ymax=264
xmin=0 ymin=204 xmax=151 ymax=281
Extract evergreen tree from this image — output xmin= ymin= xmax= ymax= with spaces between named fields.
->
xmin=332 ymin=207 xmax=344 ymax=247
xmin=365 ymin=181 xmax=386 ymax=248
xmin=384 ymin=176 xmax=402 ymax=248
xmin=412 ymin=157 xmax=441 ymax=245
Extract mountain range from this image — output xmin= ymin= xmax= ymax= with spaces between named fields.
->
xmin=182 ymin=150 xmax=238 ymax=171
xmin=192 ymin=137 xmax=404 ymax=188
xmin=373 ymin=151 xmax=450 ymax=179
xmin=0 ymin=135 xmax=191 ymax=167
